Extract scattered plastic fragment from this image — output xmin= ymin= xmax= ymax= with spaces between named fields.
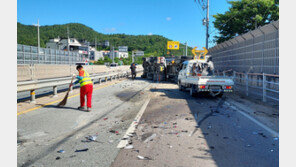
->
xmin=246 ymin=144 xmax=251 ymax=147
xmin=144 ymin=133 xmax=156 ymax=143
xmin=124 ymin=145 xmax=134 ymax=149
xmin=137 ymin=155 xmax=152 ymax=160
xmin=137 ymin=155 xmax=145 ymax=160
xmin=273 ymin=137 xmax=279 ymax=141
xmin=208 ymin=125 xmax=212 ymax=129
xmin=86 ymin=135 xmax=97 ymax=141
xmin=56 ymin=156 xmax=61 ymax=160
xmin=270 ymin=149 xmax=274 ymax=152
xmin=181 ymin=130 xmax=188 ymax=133
xmin=185 ymin=118 xmax=194 ymax=120
xmin=103 ymin=118 xmax=108 ymax=120
xmin=169 ymin=145 xmax=173 ymax=148
xmin=75 ymin=148 xmax=89 ymax=152
xmin=57 ymin=150 xmax=65 ymax=153
xmin=69 ymin=155 xmax=76 ymax=158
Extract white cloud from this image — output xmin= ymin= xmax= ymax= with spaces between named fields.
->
xmin=166 ymin=17 xmax=172 ymax=21
xmin=104 ymin=27 xmax=117 ymax=33
xmin=148 ymin=33 xmax=153 ymax=36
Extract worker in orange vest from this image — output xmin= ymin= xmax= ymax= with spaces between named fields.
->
xmin=70 ymin=65 xmax=93 ymax=112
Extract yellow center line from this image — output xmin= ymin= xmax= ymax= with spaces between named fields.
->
xmin=17 ymin=80 xmax=125 ymax=116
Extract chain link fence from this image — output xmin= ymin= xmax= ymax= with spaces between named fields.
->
xmin=17 ymin=44 xmax=84 ymax=64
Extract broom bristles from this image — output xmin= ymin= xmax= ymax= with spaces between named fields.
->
xmin=57 ymin=76 xmax=75 ymax=107
xmin=57 ymin=92 xmax=69 ymax=107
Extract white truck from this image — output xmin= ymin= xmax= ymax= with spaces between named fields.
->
xmin=177 ymin=57 xmax=234 ymax=97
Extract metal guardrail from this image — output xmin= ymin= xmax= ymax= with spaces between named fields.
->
xmin=18 ymin=69 xmax=143 ymax=103
xmin=217 ymin=70 xmax=279 ymax=103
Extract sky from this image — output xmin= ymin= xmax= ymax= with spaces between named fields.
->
xmin=17 ymin=0 xmax=231 ymax=48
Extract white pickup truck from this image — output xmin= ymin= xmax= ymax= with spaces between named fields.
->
xmin=177 ymin=59 xmax=234 ymax=97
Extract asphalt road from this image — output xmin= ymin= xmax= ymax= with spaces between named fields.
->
xmin=17 ymin=78 xmax=278 ymax=167
xmin=17 ymin=77 xmax=151 ymax=167
xmin=111 ymin=83 xmax=279 ymax=167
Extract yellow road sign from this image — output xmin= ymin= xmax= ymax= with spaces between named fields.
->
xmin=167 ymin=41 xmax=179 ymax=50
xmin=191 ymin=47 xmax=208 ymax=60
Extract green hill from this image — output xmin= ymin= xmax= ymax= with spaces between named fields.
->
xmin=17 ymin=22 xmax=192 ymax=57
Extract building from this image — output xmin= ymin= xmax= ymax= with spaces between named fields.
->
xmin=46 ymin=38 xmax=91 ymax=62
xmin=89 ymin=48 xmax=104 ymax=61
xmin=109 ymin=50 xmax=129 ymax=59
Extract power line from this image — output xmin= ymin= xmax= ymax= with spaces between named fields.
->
xmin=194 ymin=0 xmax=206 ymax=18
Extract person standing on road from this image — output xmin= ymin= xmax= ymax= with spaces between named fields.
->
xmin=130 ymin=63 xmax=137 ymax=80
xmin=70 ymin=65 xmax=93 ymax=112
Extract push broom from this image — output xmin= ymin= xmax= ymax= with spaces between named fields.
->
xmin=57 ymin=76 xmax=75 ymax=107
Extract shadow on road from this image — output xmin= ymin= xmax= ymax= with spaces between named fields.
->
xmin=148 ymin=84 xmax=278 ymax=167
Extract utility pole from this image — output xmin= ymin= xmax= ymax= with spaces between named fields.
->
xmin=185 ymin=42 xmax=188 ymax=56
xmin=95 ymin=38 xmax=97 ymax=50
xmin=112 ymin=46 xmax=115 ymax=64
xmin=67 ymin=26 xmax=70 ymax=51
xmin=206 ymin=0 xmax=209 ymax=49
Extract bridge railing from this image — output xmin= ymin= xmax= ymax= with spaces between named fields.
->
xmin=216 ymin=70 xmax=279 ymax=103
xmin=17 ymin=68 xmax=143 ymax=103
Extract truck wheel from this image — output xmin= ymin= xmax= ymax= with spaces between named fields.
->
xmin=178 ymin=81 xmax=183 ymax=91
xmin=216 ymin=92 xmax=224 ymax=98
xmin=190 ymin=85 xmax=197 ymax=97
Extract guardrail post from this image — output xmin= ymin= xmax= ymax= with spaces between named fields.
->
xmin=246 ymin=73 xmax=249 ymax=96
xmin=263 ymin=73 xmax=266 ymax=102
xmin=53 ymin=86 xmax=58 ymax=97
xmin=30 ymin=90 xmax=36 ymax=103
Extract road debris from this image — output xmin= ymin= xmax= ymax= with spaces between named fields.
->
xmin=75 ymin=148 xmax=89 ymax=152
xmin=258 ymin=132 xmax=267 ymax=138
xmin=137 ymin=155 xmax=152 ymax=160
xmin=103 ymin=118 xmax=108 ymax=120
xmin=273 ymin=137 xmax=279 ymax=141
xmin=144 ymin=133 xmax=156 ymax=143
xmin=109 ymin=130 xmax=120 ymax=135
xmin=86 ymin=135 xmax=97 ymax=141
xmin=185 ymin=117 xmax=194 ymax=120
xmin=56 ymin=156 xmax=61 ymax=160
xmin=57 ymin=150 xmax=65 ymax=153
xmin=124 ymin=145 xmax=134 ymax=149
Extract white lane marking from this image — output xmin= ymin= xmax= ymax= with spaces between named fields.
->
xmin=225 ymin=101 xmax=279 ymax=137
xmin=117 ymin=97 xmax=151 ymax=148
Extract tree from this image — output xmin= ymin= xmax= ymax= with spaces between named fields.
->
xmin=213 ymin=0 xmax=279 ymax=44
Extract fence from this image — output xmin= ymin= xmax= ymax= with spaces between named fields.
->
xmin=17 ymin=44 xmax=84 ymax=64
xmin=208 ymin=20 xmax=279 ymax=75
xmin=216 ymin=70 xmax=279 ymax=104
